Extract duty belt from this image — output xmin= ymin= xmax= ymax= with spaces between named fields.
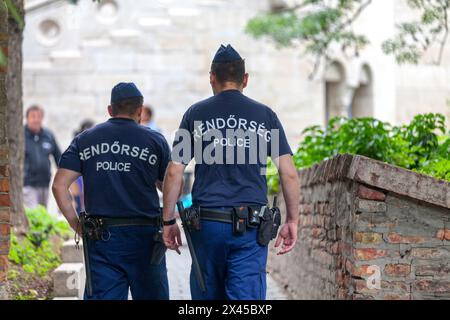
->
xmin=200 ymin=209 xmax=234 ymax=223
xmin=97 ymin=216 xmax=161 ymax=228
xmin=199 ymin=207 xmax=262 ymax=225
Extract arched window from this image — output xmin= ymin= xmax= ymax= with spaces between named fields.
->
xmin=324 ymin=61 xmax=346 ymax=125
xmin=352 ymin=64 xmax=373 ymax=118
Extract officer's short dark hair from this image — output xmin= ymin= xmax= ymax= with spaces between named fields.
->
xmin=111 ymin=97 xmax=144 ymax=116
xmin=26 ymin=105 xmax=44 ymax=118
xmin=210 ymin=60 xmax=246 ymax=85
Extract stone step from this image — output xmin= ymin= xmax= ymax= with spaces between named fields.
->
xmin=53 ymin=297 xmax=81 ymax=300
xmin=61 ymin=239 xmax=84 ymax=263
xmin=52 ymin=263 xmax=85 ymax=299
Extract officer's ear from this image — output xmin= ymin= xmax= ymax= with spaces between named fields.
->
xmin=107 ymin=105 xmax=114 ymax=117
xmin=242 ymin=73 xmax=249 ymax=89
xmin=209 ymin=72 xmax=216 ymax=86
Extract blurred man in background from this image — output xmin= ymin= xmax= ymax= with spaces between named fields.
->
xmin=140 ymin=105 xmax=162 ymax=133
xmin=24 ymin=105 xmax=61 ymax=209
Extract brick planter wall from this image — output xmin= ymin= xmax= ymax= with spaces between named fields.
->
xmin=268 ymin=154 xmax=450 ymax=300
xmin=0 ymin=7 xmax=9 ymax=300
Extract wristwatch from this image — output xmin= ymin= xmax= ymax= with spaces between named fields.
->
xmin=163 ymin=218 xmax=177 ymax=226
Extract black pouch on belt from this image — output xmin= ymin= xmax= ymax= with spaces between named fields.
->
xmin=83 ymin=215 xmax=104 ymax=241
xmin=186 ymin=207 xmax=201 ymax=231
xmin=232 ymin=206 xmax=248 ymax=235
xmin=257 ymin=206 xmax=273 ymax=246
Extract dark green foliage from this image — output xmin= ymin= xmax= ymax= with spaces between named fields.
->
xmin=293 ymin=117 xmax=396 ymax=169
xmin=267 ymin=113 xmax=450 ymax=194
xmin=8 ymin=206 xmax=71 ymax=277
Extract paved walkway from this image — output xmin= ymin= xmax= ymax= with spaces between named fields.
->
xmin=127 ymin=237 xmax=287 ymax=300
xmin=165 ymin=230 xmax=287 ymax=300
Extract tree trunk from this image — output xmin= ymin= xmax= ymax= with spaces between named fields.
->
xmin=6 ymin=0 xmax=27 ymax=233
xmin=0 ymin=0 xmax=10 ymax=300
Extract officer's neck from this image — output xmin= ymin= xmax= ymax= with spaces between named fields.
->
xmin=112 ymin=114 xmax=139 ymax=123
xmin=214 ymin=83 xmax=243 ymax=95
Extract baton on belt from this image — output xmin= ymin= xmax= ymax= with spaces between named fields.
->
xmin=176 ymin=201 xmax=207 ymax=293
xmin=78 ymin=213 xmax=93 ymax=297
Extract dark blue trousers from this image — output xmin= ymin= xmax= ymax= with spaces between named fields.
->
xmin=84 ymin=225 xmax=169 ymax=300
xmin=190 ymin=220 xmax=268 ymax=300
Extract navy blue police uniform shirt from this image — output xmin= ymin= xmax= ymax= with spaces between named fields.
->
xmin=59 ymin=118 xmax=171 ymax=218
xmin=173 ymin=90 xmax=292 ymax=208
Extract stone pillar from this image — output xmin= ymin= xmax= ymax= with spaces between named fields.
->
xmin=0 ymin=1 xmax=9 ymax=300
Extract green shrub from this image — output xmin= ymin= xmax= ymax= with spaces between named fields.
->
xmin=25 ymin=206 xmax=71 ymax=246
xmin=8 ymin=206 xmax=71 ymax=277
xmin=8 ymin=233 xmax=61 ymax=277
xmin=293 ymin=117 xmax=399 ymax=169
xmin=267 ymin=113 xmax=450 ymax=194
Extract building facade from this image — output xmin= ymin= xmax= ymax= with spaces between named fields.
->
xmin=23 ymin=0 xmax=450 ymax=152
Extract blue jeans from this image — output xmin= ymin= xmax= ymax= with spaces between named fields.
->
xmin=84 ymin=225 xmax=169 ymax=300
xmin=190 ymin=220 xmax=268 ymax=300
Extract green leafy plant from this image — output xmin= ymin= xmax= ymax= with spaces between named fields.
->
xmin=293 ymin=117 xmax=400 ymax=169
xmin=9 ymin=233 xmax=61 ymax=277
xmin=25 ymin=206 xmax=71 ymax=246
xmin=8 ymin=206 xmax=71 ymax=277
xmin=267 ymin=113 xmax=450 ymax=194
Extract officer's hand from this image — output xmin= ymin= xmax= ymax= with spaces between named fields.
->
xmin=68 ymin=217 xmax=81 ymax=236
xmin=163 ymin=224 xmax=182 ymax=255
xmin=274 ymin=222 xmax=298 ymax=255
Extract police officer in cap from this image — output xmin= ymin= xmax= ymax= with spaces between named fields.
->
xmin=162 ymin=45 xmax=300 ymax=300
xmin=53 ymin=83 xmax=171 ymax=300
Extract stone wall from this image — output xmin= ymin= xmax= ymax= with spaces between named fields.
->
xmin=268 ymin=154 xmax=450 ymax=300
xmin=0 ymin=6 xmax=9 ymax=300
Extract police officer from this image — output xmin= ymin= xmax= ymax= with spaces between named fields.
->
xmin=162 ymin=45 xmax=300 ymax=300
xmin=52 ymin=83 xmax=171 ymax=300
